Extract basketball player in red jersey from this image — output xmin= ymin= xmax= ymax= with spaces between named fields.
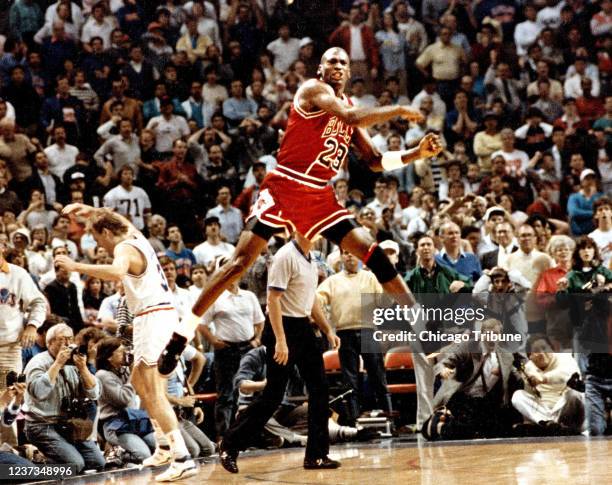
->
xmin=159 ymin=47 xmax=442 ymax=372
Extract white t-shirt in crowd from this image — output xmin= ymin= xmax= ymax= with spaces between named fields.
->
xmin=202 ymin=288 xmax=264 ymax=342
xmin=192 ymin=240 xmax=235 ymax=266
xmin=103 ymin=184 xmax=152 ymax=230
xmin=588 ymin=228 xmax=612 ymax=266
xmin=491 ymin=148 xmax=530 ymax=174
xmin=146 ymin=115 xmax=190 ymax=153
xmin=266 ymin=37 xmax=301 ymax=73
xmin=44 ymin=143 xmax=79 ymax=178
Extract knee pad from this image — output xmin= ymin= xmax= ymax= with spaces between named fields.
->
xmin=363 ymin=244 xmax=398 ymax=284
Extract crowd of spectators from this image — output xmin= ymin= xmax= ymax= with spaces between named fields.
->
xmin=0 ymin=0 xmax=611 ymax=474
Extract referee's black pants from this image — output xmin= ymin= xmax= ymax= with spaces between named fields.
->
xmin=224 ymin=316 xmax=330 ymax=460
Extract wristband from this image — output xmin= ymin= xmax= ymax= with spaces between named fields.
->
xmin=381 ymin=151 xmax=405 ymax=171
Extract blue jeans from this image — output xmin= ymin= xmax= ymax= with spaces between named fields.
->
xmin=585 ymin=374 xmax=612 ymax=436
xmin=0 ymin=451 xmax=35 ymax=465
xmin=103 ymin=426 xmax=155 ymax=463
xmin=24 ymin=423 xmax=105 ymax=473
xmin=214 ymin=342 xmax=252 ymax=437
xmin=180 ymin=419 xmax=215 ymax=457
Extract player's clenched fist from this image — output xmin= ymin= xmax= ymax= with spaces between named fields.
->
xmin=418 ymin=133 xmax=443 ymax=158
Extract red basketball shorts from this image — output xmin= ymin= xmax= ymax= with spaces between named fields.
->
xmin=247 ymin=172 xmax=354 ymax=240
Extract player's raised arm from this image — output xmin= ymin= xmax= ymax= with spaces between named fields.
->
xmin=353 ymin=128 xmax=443 ymax=172
xmin=63 ymin=203 xmax=138 ymax=235
xmin=300 ymin=80 xmax=423 ymax=128
xmin=54 ymin=244 xmax=133 ymax=282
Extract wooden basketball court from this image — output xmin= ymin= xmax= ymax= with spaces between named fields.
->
xmin=34 ymin=436 xmax=611 ymax=484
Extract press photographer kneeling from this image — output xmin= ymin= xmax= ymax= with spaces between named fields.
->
xmin=96 ymin=337 xmax=156 ymax=465
xmin=23 ymin=323 xmax=105 ymax=473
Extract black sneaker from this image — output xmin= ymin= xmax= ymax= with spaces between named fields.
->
xmin=303 ymin=456 xmax=341 ymax=470
xmin=157 ymin=333 xmax=188 ymax=377
xmin=219 ymin=440 xmax=239 ymax=474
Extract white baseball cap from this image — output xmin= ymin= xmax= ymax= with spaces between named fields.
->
xmin=299 ymin=37 xmax=313 ymax=48
xmin=580 ymin=168 xmax=597 ymax=182
xmin=379 ymin=240 xmax=399 ymax=254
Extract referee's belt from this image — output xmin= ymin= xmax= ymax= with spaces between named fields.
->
xmin=218 ymin=339 xmax=253 ymax=348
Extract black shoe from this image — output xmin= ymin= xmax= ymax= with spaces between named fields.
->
xmin=303 ymin=456 xmax=341 ymax=470
xmin=513 ymin=422 xmax=544 ymax=437
xmin=157 ymin=333 xmax=188 ymax=377
xmin=219 ymin=440 xmax=239 ymax=474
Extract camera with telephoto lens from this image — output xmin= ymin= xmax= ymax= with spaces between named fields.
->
xmin=65 ymin=343 xmax=88 ymax=365
xmin=5 ymin=371 xmax=26 ymax=387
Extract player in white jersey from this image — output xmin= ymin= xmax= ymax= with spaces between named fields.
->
xmin=54 ymin=204 xmax=196 ymax=482
xmin=102 ymin=165 xmax=152 ymax=230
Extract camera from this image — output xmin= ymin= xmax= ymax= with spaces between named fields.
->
xmin=566 ymin=372 xmax=585 ymax=393
xmin=123 ymin=349 xmax=134 ymax=367
xmin=6 ymin=371 xmax=26 ymax=387
xmin=66 ymin=343 xmax=88 ymax=365
xmin=61 ymin=396 xmax=96 ymax=420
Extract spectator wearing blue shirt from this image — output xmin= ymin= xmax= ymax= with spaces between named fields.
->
xmin=0 ymin=38 xmax=29 ymax=86
xmin=165 ymin=225 xmax=196 ymax=285
xmin=567 ymin=169 xmax=603 ymax=236
xmin=435 ymin=221 xmax=483 ymax=282
xmin=9 ymin=0 xmax=43 ymax=45
xmin=223 ymin=79 xmax=258 ymax=128
xmin=22 ymin=318 xmax=59 ymax=370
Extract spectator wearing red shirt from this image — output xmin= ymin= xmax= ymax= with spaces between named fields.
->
xmin=527 ymin=180 xmax=565 ymax=221
xmin=233 ymin=161 xmax=266 ymax=219
xmin=155 ymin=139 xmax=201 ymax=241
xmin=576 ymin=77 xmax=605 ymax=125
xmin=534 ymin=234 xmax=575 ymax=349
xmin=329 ymin=5 xmax=379 ymax=92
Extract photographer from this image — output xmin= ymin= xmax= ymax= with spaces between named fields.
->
xmin=1 ymin=373 xmax=26 ymax=428
xmin=474 ymin=267 xmax=531 ymax=352
xmin=75 ymin=327 xmax=107 ymax=374
xmin=23 ymin=323 xmax=105 ymax=473
xmin=0 ymin=387 xmax=35 ymax=467
xmin=96 ymin=337 xmax=156 ymax=465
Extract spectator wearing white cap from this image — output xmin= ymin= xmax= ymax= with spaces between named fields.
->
xmin=568 ymin=169 xmax=604 ymax=236
xmin=297 ymin=37 xmax=318 ymax=78
xmin=379 ymin=239 xmax=400 ymax=267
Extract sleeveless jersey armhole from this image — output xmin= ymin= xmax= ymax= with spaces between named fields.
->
xmin=121 ymin=240 xmax=149 ymax=278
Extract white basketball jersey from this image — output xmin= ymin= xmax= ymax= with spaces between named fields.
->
xmin=117 ymin=233 xmax=173 ymax=315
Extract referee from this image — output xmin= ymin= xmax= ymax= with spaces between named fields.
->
xmin=219 ymin=233 xmax=341 ymax=473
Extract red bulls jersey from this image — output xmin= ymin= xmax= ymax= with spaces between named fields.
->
xmin=274 ymin=94 xmax=354 ymax=188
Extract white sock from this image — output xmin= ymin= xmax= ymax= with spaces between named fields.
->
xmin=167 ymin=428 xmax=190 ymax=460
xmin=174 ymin=312 xmax=201 ymax=341
xmin=150 ymin=418 xmax=169 ymax=448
